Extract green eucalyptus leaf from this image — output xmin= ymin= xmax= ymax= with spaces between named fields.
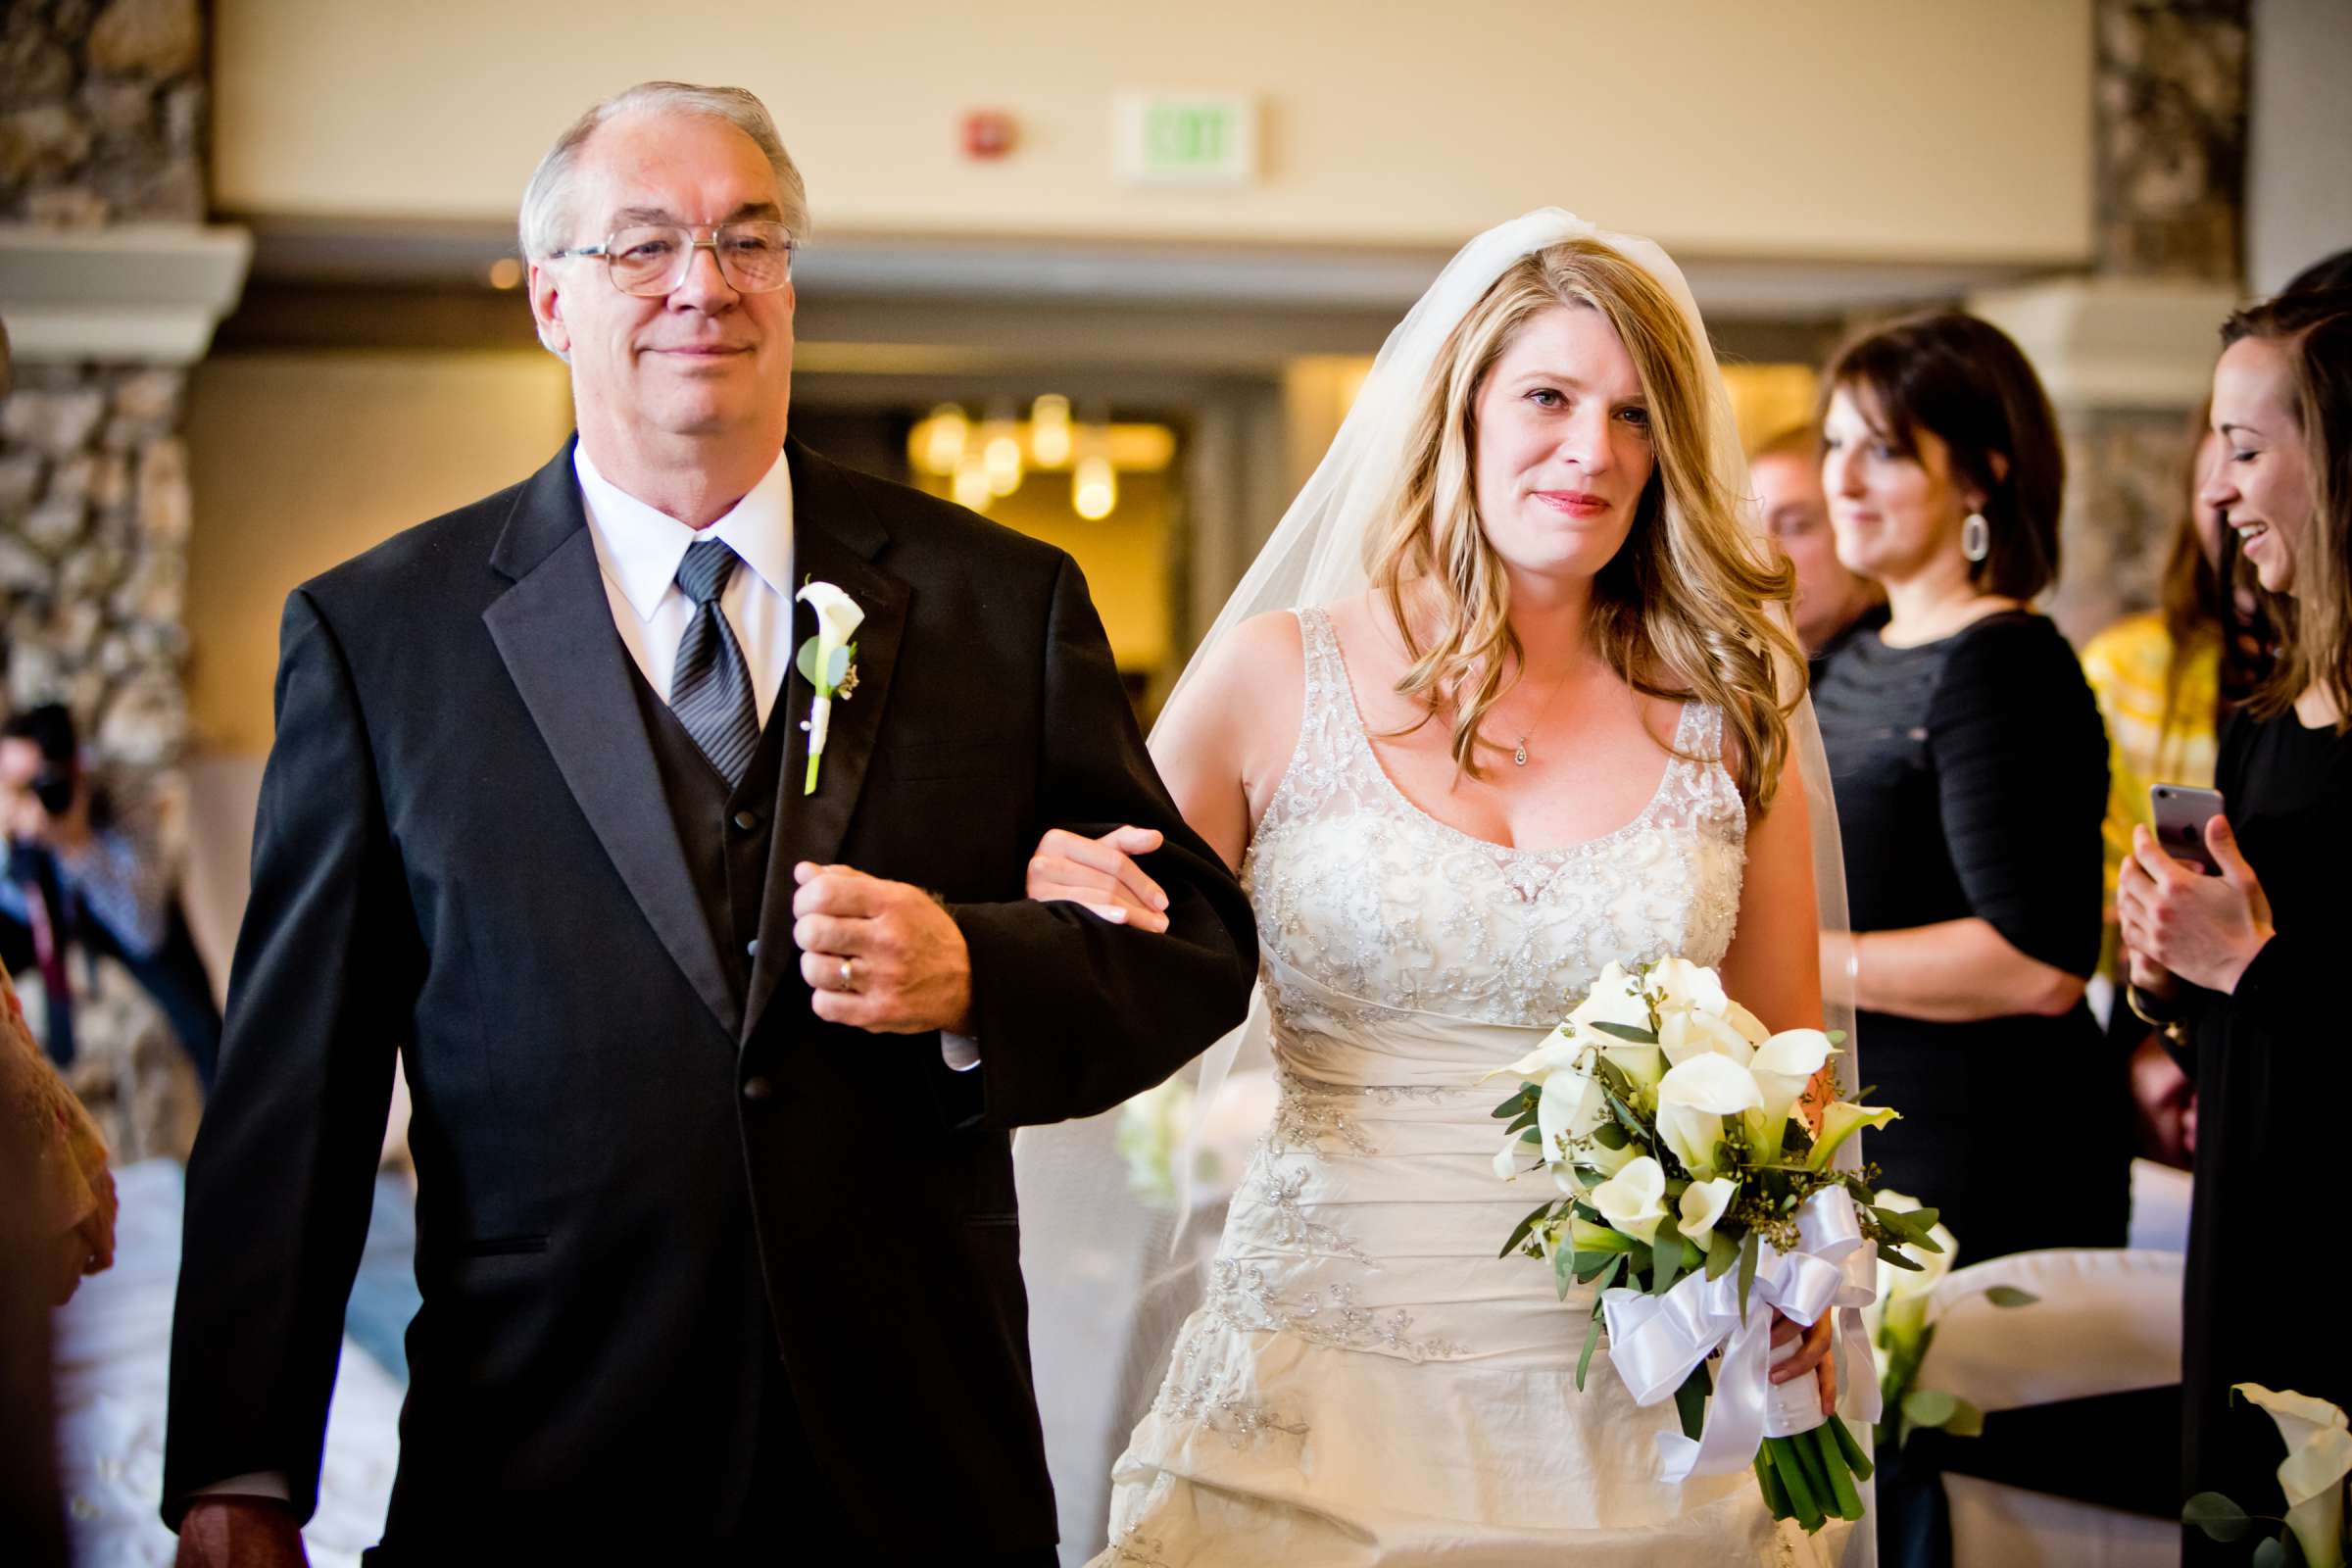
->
xmin=823 ymin=645 xmax=851 ymax=688
xmin=1880 ymin=1244 xmax=1926 ymax=1272
xmin=1901 ymin=1389 xmax=1959 ymax=1429
xmin=1576 ymin=1307 xmax=1604 ymax=1392
xmin=1984 ymin=1286 xmax=2039 ymax=1308
xmin=2250 ymin=1536 xmax=2289 ymax=1568
xmin=1499 ymin=1201 xmax=1553 ymax=1259
xmin=1493 ymin=1088 xmax=1534 ymax=1121
xmin=1737 ymin=1230 xmax=1760 ymax=1323
xmin=1673 ymin=1366 xmax=1710 ymax=1442
xmin=795 ymin=636 xmax=821 ymax=684
xmin=1651 ymin=1213 xmax=1687 ymax=1295
xmin=1591 ymin=1020 xmax=1660 ymax=1045
xmin=1705 ymin=1227 xmax=1740 ymax=1281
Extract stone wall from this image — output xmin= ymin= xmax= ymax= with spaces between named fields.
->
xmin=2 ymin=0 xmax=206 ymax=225
xmin=1 ymin=0 xmax=210 ymax=1160
xmin=2044 ymin=0 xmax=2248 ymax=643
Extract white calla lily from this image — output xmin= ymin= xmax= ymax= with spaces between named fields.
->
xmin=1573 ymin=1132 xmax=1642 ymax=1177
xmin=1807 ymin=1101 xmax=1900 ymax=1171
xmin=1677 ymin=1176 xmax=1739 ymax=1250
xmin=1654 ymin=1053 xmax=1764 ymax=1179
xmin=1870 ymin=1189 xmax=1958 ymax=1349
xmin=1538 ymin=1059 xmax=1610 ymax=1163
xmin=796 ymin=580 xmax=865 ymax=653
xmin=1650 ymin=957 xmax=1730 ymax=1018
xmin=1750 ymin=1029 xmax=1834 ymax=1121
xmin=1590 ymin=1155 xmax=1669 ymax=1246
xmin=1496 ymin=1023 xmax=1587 ymax=1084
xmin=1493 ymin=1135 xmax=1526 ymax=1182
xmin=1745 ymin=1027 xmax=1835 ymax=1160
xmin=1723 ymin=1000 xmax=1772 ymax=1048
xmin=2236 ymin=1383 xmax=2352 ymax=1568
xmin=1659 ymin=1006 xmax=1754 ymax=1069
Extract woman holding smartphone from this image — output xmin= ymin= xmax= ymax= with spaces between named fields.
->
xmin=1811 ymin=313 xmax=2126 ymax=1260
xmin=2120 ymin=287 xmax=2352 ymax=1550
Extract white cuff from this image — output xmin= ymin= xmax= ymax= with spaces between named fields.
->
xmin=941 ymin=1032 xmax=981 ymax=1072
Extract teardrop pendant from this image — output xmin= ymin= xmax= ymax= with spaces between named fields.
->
xmin=1513 ymin=740 xmax=1529 ymax=766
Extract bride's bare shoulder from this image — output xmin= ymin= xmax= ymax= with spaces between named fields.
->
xmin=1152 ymin=611 xmax=1308 ymax=796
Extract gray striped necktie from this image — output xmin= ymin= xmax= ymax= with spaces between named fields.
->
xmin=669 ymin=538 xmax=760 ymax=786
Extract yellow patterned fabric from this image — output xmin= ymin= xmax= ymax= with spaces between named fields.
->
xmin=2080 ymin=612 xmax=2221 ymax=980
xmin=2 ymin=957 xmax=114 ymax=1274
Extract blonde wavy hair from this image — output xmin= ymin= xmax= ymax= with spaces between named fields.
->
xmin=1366 ymin=238 xmax=1801 ymax=808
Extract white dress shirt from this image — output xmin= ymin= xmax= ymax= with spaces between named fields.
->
xmin=573 ymin=441 xmax=797 ymax=723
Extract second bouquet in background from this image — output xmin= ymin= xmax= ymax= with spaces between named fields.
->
xmin=1490 ymin=957 xmax=1943 ymax=1536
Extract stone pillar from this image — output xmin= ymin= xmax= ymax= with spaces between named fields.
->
xmin=1 ymin=0 xmax=232 ymax=1163
xmin=1971 ymin=0 xmax=2248 ymax=645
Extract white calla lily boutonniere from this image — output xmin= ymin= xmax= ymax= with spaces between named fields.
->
xmin=795 ymin=581 xmax=865 ymax=795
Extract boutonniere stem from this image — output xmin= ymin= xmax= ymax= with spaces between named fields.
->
xmin=795 ymin=581 xmax=865 ymax=795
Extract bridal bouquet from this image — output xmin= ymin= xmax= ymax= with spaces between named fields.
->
xmin=1490 ymin=958 xmax=1944 ymax=1534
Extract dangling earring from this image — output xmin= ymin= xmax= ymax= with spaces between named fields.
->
xmin=1961 ymin=511 xmax=1990 ymax=564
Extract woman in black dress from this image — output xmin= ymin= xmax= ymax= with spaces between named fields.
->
xmin=2119 ymin=288 xmax=2352 ymax=1552
xmin=1811 ymin=314 xmax=2127 ymax=1259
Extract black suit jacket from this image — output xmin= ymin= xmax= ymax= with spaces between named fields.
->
xmin=163 ymin=438 xmax=1256 ymax=1554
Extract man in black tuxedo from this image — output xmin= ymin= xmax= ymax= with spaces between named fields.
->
xmin=164 ymin=82 xmax=1255 ymax=1564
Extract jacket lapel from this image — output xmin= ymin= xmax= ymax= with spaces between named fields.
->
xmin=482 ymin=440 xmax=742 ymax=1044
xmin=741 ymin=440 xmax=908 ymax=1046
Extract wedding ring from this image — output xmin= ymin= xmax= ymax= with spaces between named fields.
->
xmin=837 ymin=957 xmax=855 ymax=991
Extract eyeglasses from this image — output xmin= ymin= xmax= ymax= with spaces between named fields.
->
xmin=551 ymin=221 xmax=798 ymax=297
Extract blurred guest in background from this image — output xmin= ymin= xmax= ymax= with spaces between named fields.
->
xmin=1811 ymin=313 xmax=2126 ymax=1258
xmin=2119 ymin=287 xmax=2352 ymax=1559
xmin=0 ymin=705 xmax=220 ymax=1090
xmin=1751 ymin=423 xmax=1885 ymax=678
xmin=2080 ymin=410 xmax=2271 ymax=1167
xmin=0 ymin=955 xmax=117 ymax=1302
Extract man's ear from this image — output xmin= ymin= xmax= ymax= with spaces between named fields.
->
xmin=528 ymin=262 xmax=570 ymax=359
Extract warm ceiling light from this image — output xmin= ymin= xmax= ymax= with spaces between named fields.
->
xmin=918 ymin=404 xmax=969 ymax=476
xmin=953 ymin=450 xmax=994 ymax=512
xmin=982 ymin=424 xmax=1024 ymax=497
xmin=1029 ymin=394 xmax=1072 ymax=466
xmin=1073 ymin=453 xmax=1116 ymax=520
xmin=487 ymin=257 xmax=523 ymax=290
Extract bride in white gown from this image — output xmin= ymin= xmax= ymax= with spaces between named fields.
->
xmin=1023 ymin=213 xmax=1861 ymax=1567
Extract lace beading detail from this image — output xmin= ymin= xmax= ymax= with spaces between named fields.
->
xmin=1252 ymin=1157 xmax=1371 ymax=1264
xmin=1158 ymin=1327 xmax=1314 ymax=1449
xmin=1207 ymin=1258 xmax=1468 ymax=1363
xmin=1242 ymin=607 xmax=1747 ymax=1031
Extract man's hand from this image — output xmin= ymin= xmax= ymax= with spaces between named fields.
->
xmin=174 ymin=1497 xmax=309 ymax=1568
xmin=1024 ymin=825 xmax=1168 ymax=933
xmin=792 ymin=862 xmax=974 ymax=1034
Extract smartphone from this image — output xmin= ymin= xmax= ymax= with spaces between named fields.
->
xmin=2150 ymin=783 xmax=2227 ymax=875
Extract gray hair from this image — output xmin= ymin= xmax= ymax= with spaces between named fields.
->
xmin=517 ymin=81 xmax=809 ymax=262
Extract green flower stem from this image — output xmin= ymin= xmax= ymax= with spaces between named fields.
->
xmin=1786 ymin=1426 xmax=1837 ymax=1517
xmin=804 ymin=754 xmax=820 ymax=795
xmin=1828 ymin=1413 xmax=1876 ymax=1482
xmin=1753 ymin=1446 xmax=1794 ymax=1520
xmin=1768 ymin=1437 xmax=1827 ymax=1532
xmin=1812 ymin=1425 xmax=1865 ymax=1520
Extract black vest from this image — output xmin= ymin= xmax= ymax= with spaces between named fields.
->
xmin=625 ymin=666 xmax=789 ymax=1011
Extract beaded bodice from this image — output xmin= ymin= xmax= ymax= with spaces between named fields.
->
xmin=1243 ymin=607 xmax=1748 ymax=1035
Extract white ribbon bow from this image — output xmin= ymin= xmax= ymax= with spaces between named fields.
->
xmin=1600 ymin=1187 xmax=1883 ymax=1482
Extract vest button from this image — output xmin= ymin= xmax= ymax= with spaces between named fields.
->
xmin=741 ymin=1075 xmax=773 ymax=1102
xmin=746 ymin=939 xmax=760 ymax=957
xmin=732 ymin=810 xmax=760 ymax=831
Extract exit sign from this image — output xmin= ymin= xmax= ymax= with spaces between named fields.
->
xmin=1113 ymin=92 xmax=1258 ymax=186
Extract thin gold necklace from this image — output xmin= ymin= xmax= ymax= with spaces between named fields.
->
xmin=1511 ymin=662 xmax=1574 ymax=767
